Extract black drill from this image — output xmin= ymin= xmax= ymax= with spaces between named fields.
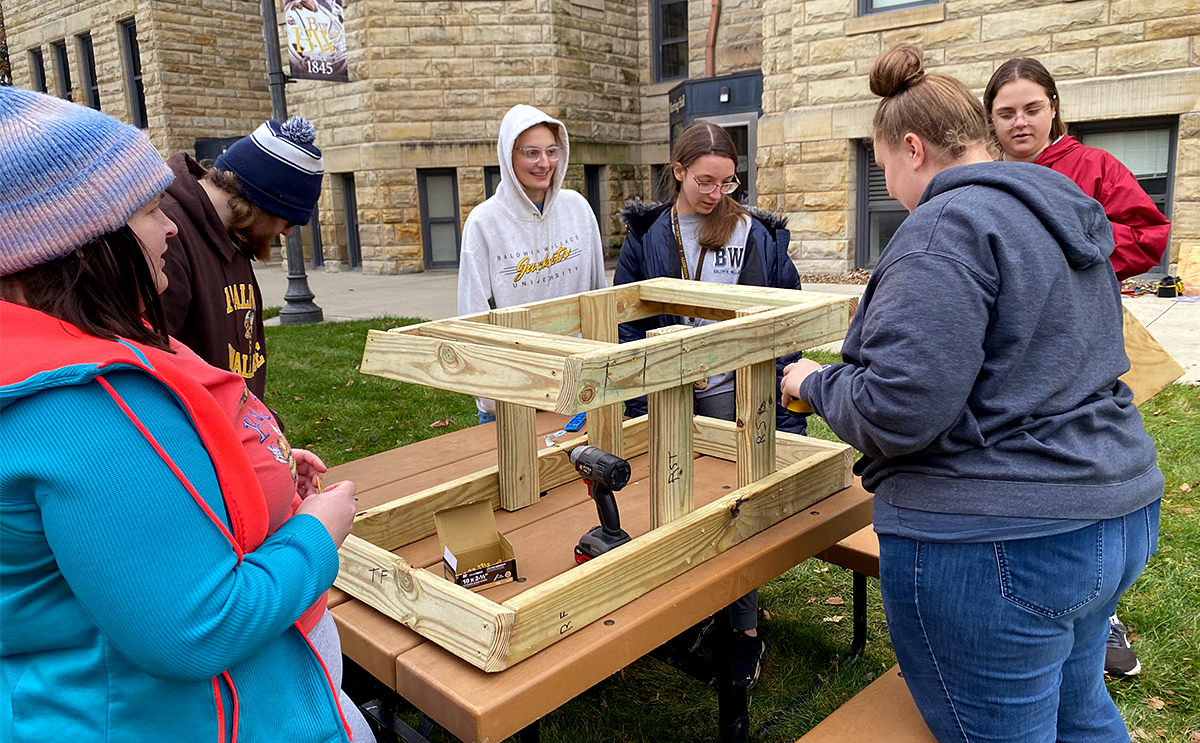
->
xmin=569 ymin=446 xmax=632 ymax=564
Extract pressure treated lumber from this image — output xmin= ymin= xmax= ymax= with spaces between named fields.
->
xmin=337 ymin=535 xmax=515 ymax=672
xmin=736 ymin=306 xmax=777 ymax=488
xmin=492 ymin=308 xmax=540 ymax=511
xmin=360 ymin=280 xmax=856 ymax=415
xmin=352 ymin=417 xmax=651 ymax=551
xmin=1119 ymin=305 xmax=1184 ymax=406
xmin=578 ymin=291 xmax=624 ymax=457
xmin=501 ymin=444 xmax=853 ymax=665
xmin=647 ymin=325 xmax=694 ymax=529
xmin=692 ymin=417 xmax=849 ymax=470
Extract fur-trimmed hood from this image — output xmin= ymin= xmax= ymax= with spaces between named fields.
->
xmin=618 ymin=199 xmax=789 ymax=240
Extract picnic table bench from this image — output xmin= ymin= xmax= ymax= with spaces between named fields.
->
xmin=325 ymin=412 xmax=873 ymax=743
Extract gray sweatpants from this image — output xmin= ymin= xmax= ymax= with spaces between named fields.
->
xmin=308 ymin=609 xmax=378 ymax=743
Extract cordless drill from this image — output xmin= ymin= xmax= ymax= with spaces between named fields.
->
xmin=569 ymin=446 xmax=632 ymax=563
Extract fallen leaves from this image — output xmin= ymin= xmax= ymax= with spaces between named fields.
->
xmin=822 ymin=616 xmax=844 ymax=623
xmin=430 ymin=419 xmax=452 ymax=428
xmin=825 ymin=596 xmax=845 ymax=606
xmin=1180 ymin=482 xmax=1192 ymax=492
xmin=1146 ymin=696 xmax=1166 ymax=711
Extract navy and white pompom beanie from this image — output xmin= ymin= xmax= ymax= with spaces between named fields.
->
xmin=0 ymin=87 xmax=174 ymax=277
xmin=214 ymin=117 xmax=324 ymax=226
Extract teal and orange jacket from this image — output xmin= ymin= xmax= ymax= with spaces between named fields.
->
xmin=0 ymin=301 xmax=352 ymax=743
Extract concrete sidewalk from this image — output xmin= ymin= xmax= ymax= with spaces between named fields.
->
xmin=257 ymin=262 xmax=1198 ymax=385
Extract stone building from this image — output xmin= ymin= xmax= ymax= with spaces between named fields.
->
xmin=7 ymin=0 xmax=1198 ymax=276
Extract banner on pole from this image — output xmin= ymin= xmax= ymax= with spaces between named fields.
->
xmin=285 ymin=0 xmax=348 ymax=82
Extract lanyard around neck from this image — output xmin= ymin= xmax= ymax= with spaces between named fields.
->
xmin=671 ymin=207 xmax=708 ymax=282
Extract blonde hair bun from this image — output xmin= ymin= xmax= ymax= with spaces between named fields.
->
xmin=870 ymin=45 xmax=925 ymax=98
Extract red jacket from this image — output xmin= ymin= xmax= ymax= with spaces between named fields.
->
xmin=1036 ymin=136 xmax=1171 ymax=280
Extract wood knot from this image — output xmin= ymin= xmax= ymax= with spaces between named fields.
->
xmin=579 ymin=386 xmax=596 ymax=404
xmin=395 ymin=571 xmax=415 ymax=592
xmin=438 ymin=344 xmax=459 ymax=367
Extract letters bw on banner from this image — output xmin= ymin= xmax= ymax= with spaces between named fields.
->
xmin=286 ymin=0 xmax=348 ymax=82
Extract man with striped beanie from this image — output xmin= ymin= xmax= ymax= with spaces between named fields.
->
xmin=159 ymin=118 xmax=324 ymax=399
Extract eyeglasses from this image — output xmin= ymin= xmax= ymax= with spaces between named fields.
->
xmin=514 ymin=146 xmax=562 ymax=163
xmin=993 ymin=102 xmax=1051 ymax=128
xmin=687 ymin=167 xmax=740 ymax=195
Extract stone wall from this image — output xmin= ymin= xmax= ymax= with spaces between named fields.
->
xmin=289 ymin=0 xmax=649 ymax=273
xmin=759 ymin=0 xmax=1200 ymax=274
xmin=7 ymin=0 xmax=272 ymax=157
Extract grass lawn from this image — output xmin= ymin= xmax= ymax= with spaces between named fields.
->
xmin=266 ymin=318 xmax=1200 ymax=743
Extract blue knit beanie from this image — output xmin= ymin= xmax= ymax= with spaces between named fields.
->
xmin=0 ymin=88 xmax=175 ymax=277
xmin=214 ymin=117 xmax=324 ymax=226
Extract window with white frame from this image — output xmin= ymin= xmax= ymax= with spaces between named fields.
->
xmin=419 ymin=169 xmax=462 ymax=269
xmin=859 ymin=0 xmax=938 ymax=15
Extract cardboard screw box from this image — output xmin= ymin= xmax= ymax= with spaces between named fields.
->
xmin=435 ymin=500 xmax=518 ymax=591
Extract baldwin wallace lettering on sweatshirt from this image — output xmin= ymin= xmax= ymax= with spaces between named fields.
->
xmin=495 ymin=233 xmax=586 ymax=288
xmin=224 ymin=282 xmax=264 ymax=380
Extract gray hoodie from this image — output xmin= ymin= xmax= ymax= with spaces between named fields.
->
xmin=457 ymin=104 xmax=607 ymax=415
xmin=801 ymin=161 xmax=1162 ymax=522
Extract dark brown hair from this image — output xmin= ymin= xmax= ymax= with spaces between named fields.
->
xmin=662 ymin=122 xmax=748 ymax=252
xmin=0 ymin=227 xmax=172 ymax=351
xmin=202 ymin=166 xmax=277 ymax=260
xmin=870 ymin=45 xmax=988 ymax=161
xmin=984 ymin=57 xmax=1067 ymax=141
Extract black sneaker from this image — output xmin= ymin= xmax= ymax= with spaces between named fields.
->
xmin=1105 ymin=615 xmax=1141 ymax=678
xmin=651 ymin=616 xmax=719 ymax=685
xmin=727 ymin=630 xmax=763 ymax=691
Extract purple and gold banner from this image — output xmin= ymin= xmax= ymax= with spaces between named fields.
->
xmin=285 ymin=0 xmax=348 ymax=82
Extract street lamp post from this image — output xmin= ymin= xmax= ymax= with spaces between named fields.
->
xmin=260 ymin=0 xmax=323 ymax=324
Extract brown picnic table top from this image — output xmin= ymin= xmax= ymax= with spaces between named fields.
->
xmin=326 ymin=413 xmax=873 ymax=743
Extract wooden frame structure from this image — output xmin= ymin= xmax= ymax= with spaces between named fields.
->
xmin=339 ymin=278 xmax=856 ymax=671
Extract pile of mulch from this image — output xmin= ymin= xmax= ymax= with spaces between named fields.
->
xmin=799 ymin=268 xmax=871 ymax=285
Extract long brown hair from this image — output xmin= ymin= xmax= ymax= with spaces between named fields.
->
xmin=0 ymin=227 xmax=172 ymax=351
xmin=984 ymin=57 xmax=1067 ymax=143
xmin=662 ymin=122 xmax=748 ymax=251
xmin=870 ymin=45 xmax=988 ymax=161
xmin=202 ymin=167 xmax=276 ymax=260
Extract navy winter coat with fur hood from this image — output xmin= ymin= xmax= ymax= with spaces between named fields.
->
xmin=614 ymin=200 xmax=806 ymax=434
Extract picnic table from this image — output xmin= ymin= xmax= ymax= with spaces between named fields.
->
xmin=326 ymin=412 xmax=873 ymax=743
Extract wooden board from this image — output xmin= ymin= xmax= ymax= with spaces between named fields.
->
xmin=1120 ymin=304 xmax=1184 ymax=405
xmin=390 ymin=483 xmax=874 ymax=743
xmin=342 ymin=281 xmax=858 ymax=672
xmin=361 ymin=279 xmax=856 ymax=415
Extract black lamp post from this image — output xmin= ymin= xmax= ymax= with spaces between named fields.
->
xmin=260 ymin=0 xmax=323 ymax=324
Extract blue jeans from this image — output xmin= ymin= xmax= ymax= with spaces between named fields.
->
xmin=879 ymin=500 xmax=1159 ymax=743
xmin=477 ymin=410 xmax=496 ymax=425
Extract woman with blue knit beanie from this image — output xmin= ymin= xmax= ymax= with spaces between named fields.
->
xmin=0 ymin=89 xmax=369 ymax=742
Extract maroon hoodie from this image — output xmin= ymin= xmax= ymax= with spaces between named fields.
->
xmin=1036 ymin=136 xmax=1171 ymax=280
xmin=159 ymin=153 xmax=268 ymax=398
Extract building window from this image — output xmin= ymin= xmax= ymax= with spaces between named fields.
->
xmin=419 ymin=169 xmax=461 ymax=269
xmin=77 ymin=34 xmax=101 ymax=109
xmin=856 ymin=141 xmax=907 ymax=269
xmin=585 ymin=164 xmax=603 ymax=223
xmin=1071 ymin=117 xmax=1176 ymax=274
xmin=484 ymin=166 xmax=502 ymax=199
xmin=341 ymin=173 xmax=362 ymax=269
xmin=29 ymin=49 xmax=48 ymax=93
xmin=859 ymin=0 xmax=938 ymax=15
xmin=120 ymin=19 xmax=149 ymax=128
xmin=654 ymin=0 xmax=688 ymax=82
xmin=51 ymin=41 xmax=72 ymax=101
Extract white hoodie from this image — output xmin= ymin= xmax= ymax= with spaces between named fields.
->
xmin=457 ymin=105 xmax=607 ymax=415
